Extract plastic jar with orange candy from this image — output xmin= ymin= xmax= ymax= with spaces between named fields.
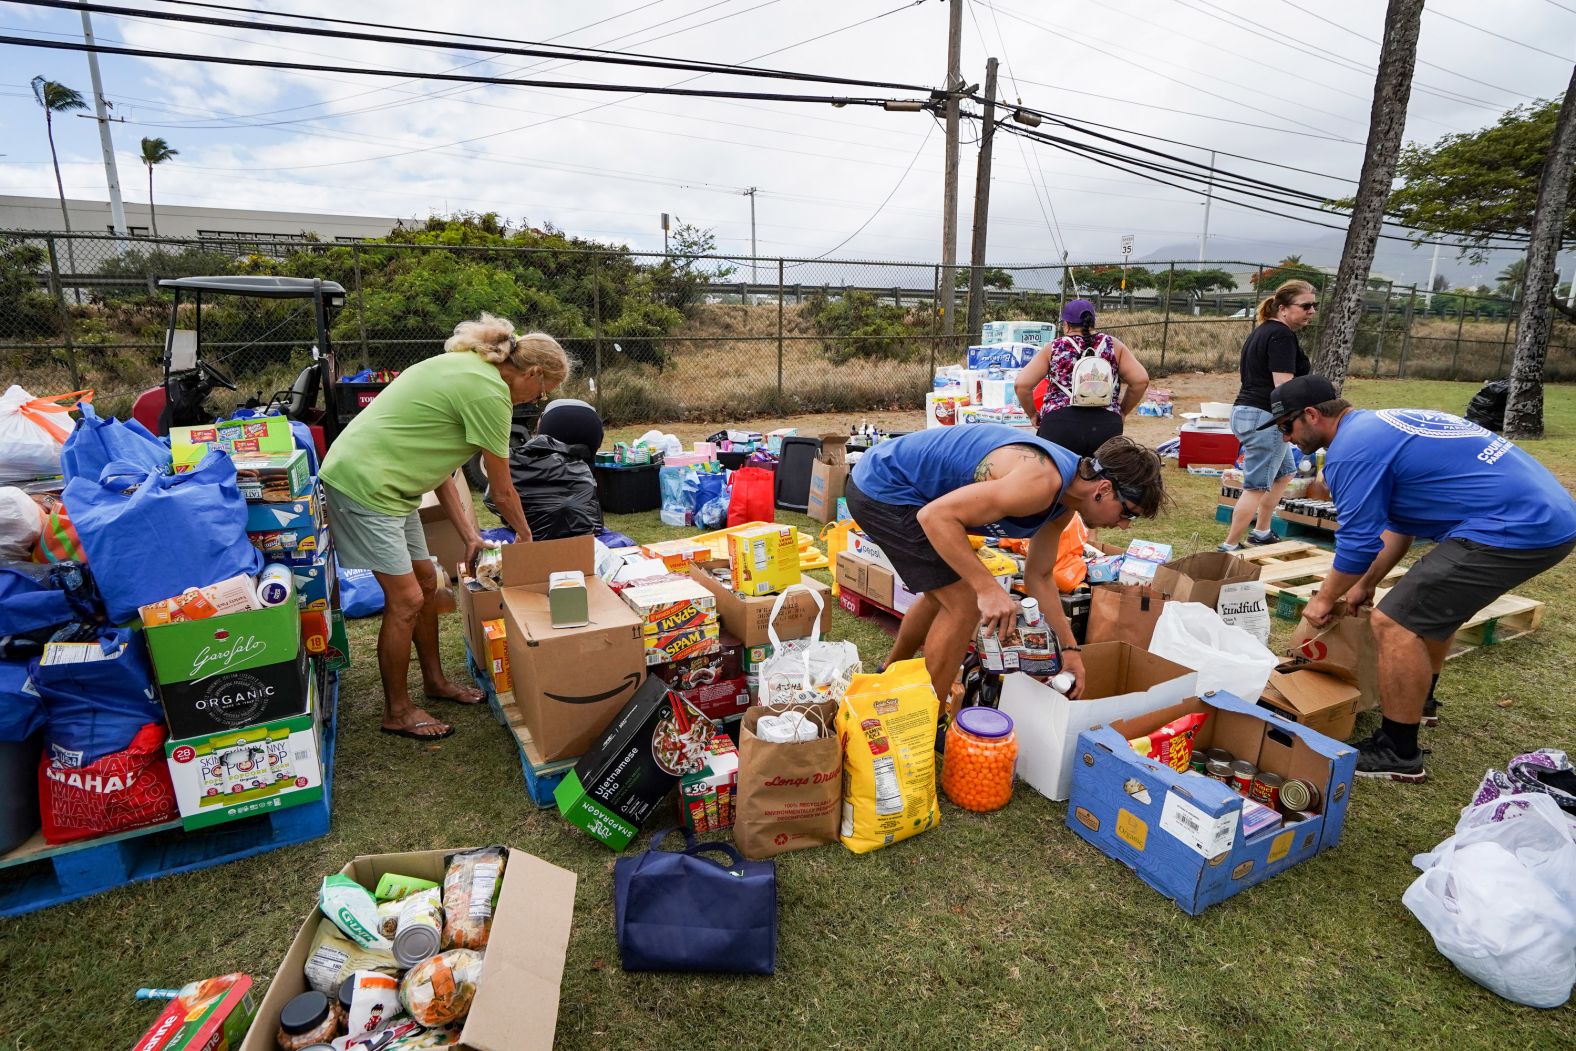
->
xmin=941 ymin=706 xmax=1018 ymax=812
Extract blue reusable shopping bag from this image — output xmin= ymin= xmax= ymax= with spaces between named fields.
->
xmin=0 ymin=561 xmax=103 ymax=636
xmin=613 ymin=828 xmax=777 ymax=975
xmin=28 ymin=625 xmax=161 ymax=766
xmin=336 ymin=565 xmax=385 ymax=618
xmin=59 ymin=401 xmax=169 ymax=484
xmin=0 ymin=657 xmax=45 ymax=743
xmin=62 ymin=449 xmax=263 ymax=623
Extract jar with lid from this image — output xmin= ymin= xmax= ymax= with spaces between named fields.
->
xmin=941 ymin=706 xmax=1018 ymax=813
xmin=277 ymin=990 xmax=339 ymax=1050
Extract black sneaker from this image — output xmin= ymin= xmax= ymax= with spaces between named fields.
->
xmin=1246 ymin=529 xmax=1278 ymax=545
xmin=1354 ymin=730 xmax=1428 ymax=782
xmin=1421 ymin=697 xmax=1441 ymax=727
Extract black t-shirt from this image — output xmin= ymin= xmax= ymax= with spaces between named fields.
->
xmin=1234 ymin=319 xmax=1310 ymax=411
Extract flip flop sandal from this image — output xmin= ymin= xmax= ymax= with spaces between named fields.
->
xmin=381 ymin=720 xmax=455 ymax=741
xmin=424 ymin=688 xmax=485 ymax=706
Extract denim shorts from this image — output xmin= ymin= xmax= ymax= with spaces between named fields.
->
xmin=1231 ymin=404 xmax=1296 ymax=490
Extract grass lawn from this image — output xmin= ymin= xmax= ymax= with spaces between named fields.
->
xmin=2 ymin=378 xmax=1572 ymax=1049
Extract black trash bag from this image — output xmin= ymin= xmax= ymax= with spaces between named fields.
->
xmin=484 ymin=435 xmax=604 ymax=541
xmin=1465 ymin=379 xmax=1511 ymax=433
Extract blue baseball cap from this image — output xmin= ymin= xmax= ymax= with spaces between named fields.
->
xmin=1060 ymin=298 xmax=1095 ymax=325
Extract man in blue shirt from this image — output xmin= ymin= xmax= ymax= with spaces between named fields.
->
xmin=846 ymin=426 xmax=1166 ymax=703
xmin=1262 ymin=374 xmax=1576 ymax=781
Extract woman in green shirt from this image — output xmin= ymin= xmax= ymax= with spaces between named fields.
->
xmin=321 ymin=314 xmax=569 ymax=740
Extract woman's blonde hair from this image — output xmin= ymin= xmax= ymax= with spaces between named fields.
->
xmin=1257 ymin=279 xmax=1315 ymax=324
xmin=444 ymin=312 xmax=572 ymax=382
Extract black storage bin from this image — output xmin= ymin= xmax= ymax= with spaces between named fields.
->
xmin=335 ymin=380 xmax=391 ymax=419
xmin=717 ymin=450 xmax=749 ymax=471
xmin=1060 ymin=588 xmax=1092 ymax=645
xmin=774 ymin=436 xmax=821 ymax=513
xmin=594 ymin=463 xmax=662 ymax=514
xmin=0 ymin=733 xmax=42 ymax=855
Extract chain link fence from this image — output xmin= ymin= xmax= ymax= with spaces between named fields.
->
xmin=3 ymin=231 xmax=1573 ymax=423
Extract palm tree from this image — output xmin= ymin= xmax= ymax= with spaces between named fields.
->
xmin=139 ymin=137 xmax=178 ymax=238
xmin=32 ymin=75 xmax=87 ymax=302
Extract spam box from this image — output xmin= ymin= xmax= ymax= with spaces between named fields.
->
xmin=231 ymin=449 xmax=311 ymax=502
xmin=237 ymin=847 xmax=576 ymax=1051
xmin=619 ymin=576 xmax=717 ymax=633
xmin=554 ymin=676 xmax=715 ymax=850
xmin=727 ymin=523 xmax=801 ymax=597
xmin=164 ymin=673 xmax=323 ymax=830
xmin=131 ymin=973 xmax=256 ymax=1051
xmin=1067 ymin=690 xmax=1357 ymax=915
xmin=677 ymin=733 xmax=740 ymax=834
xmin=170 ymin=415 xmax=293 ymax=468
xmin=642 ymin=621 xmax=721 ymax=667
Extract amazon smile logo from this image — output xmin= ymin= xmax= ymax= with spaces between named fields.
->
xmin=544 ymin=672 xmax=642 ymax=705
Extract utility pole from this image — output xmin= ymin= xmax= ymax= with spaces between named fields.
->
xmin=965 ymin=57 xmax=999 ymax=342
xmin=743 ymin=187 xmax=758 ymax=287
xmin=81 ymin=11 xmax=128 ymax=239
xmin=939 ymin=0 xmax=963 ymax=340
xmin=1423 ymin=240 xmax=1441 ymax=307
xmin=1198 ymin=149 xmax=1216 ymax=263
xmin=661 ymin=212 xmax=670 ymax=256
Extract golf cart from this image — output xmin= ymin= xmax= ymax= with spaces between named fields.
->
xmin=132 ymin=275 xmax=351 ymax=458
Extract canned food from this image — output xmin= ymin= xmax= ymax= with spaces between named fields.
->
xmin=1204 ymin=747 xmax=1233 ymax=765
xmin=1279 ymin=777 xmax=1322 ymax=813
xmin=392 ymin=887 xmax=443 ymax=968
xmin=1249 ymin=772 xmax=1283 ymax=810
xmin=1229 ymin=760 xmax=1258 ymax=795
xmin=1189 ymin=750 xmax=1206 ymax=774
xmin=1286 ymin=810 xmax=1319 ymax=823
xmin=1205 ymin=757 xmax=1235 ymax=783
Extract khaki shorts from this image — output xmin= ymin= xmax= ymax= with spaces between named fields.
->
xmin=323 ymin=484 xmax=430 ymax=577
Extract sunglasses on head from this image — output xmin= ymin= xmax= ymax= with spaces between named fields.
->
xmin=1090 ymin=457 xmax=1145 ymax=518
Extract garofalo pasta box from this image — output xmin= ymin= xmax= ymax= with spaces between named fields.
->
xmin=554 ymin=676 xmax=715 ymax=850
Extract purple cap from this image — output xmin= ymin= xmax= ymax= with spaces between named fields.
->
xmin=955 ymin=706 xmax=1014 ymax=739
xmin=1060 ymin=298 xmax=1096 ymax=326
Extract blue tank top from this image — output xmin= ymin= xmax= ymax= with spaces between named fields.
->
xmin=851 ymin=424 xmax=1080 ymax=539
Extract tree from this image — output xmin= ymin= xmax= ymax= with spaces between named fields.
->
xmin=1069 ymin=264 xmax=1153 ymax=296
xmin=1431 ymin=272 xmax=1449 ymax=292
xmin=650 ymin=222 xmax=733 ymax=314
xmin=1251 ymin=255 xmax=1328 ymax=293
xmin=31 ymin=75 xmax=86 ymax=298
xmin=1505 ymin=66 xmax=1576 ymax=439
xmin=1166 ymin=267 xmax=1237 ymax=301
xmin=1496 ymin=258 xmax=1526 ymax=297
xmin=139 ymin=137 xmax=178 ymax=238
xmin=954 ymin=266 xmax=1013 ymax=290
xmin=1314 ymin=0 xmax=1423 ymax=391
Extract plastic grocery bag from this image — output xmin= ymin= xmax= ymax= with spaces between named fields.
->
xmin=0 ymin=386 xmax=87 ymax=484
xmin=1148 ymin=601 xmax=1277 ymax=702
xmin=37 ymin=720 xmax=177 ymax=844
xmin=59 ymin=401 xmax=168 ymax=484
xmin=836 ymin=658 xmax=940 ymax=854
xmin=727 ymin=466 xmax=776 ymax=527
xmin=692 ymin=473 xmax=730 ymax=530
xmin=62 ymin=449 xmax=262 ymax=623
xmin=0 ymin=486 xmax=43 ymax=562
xmin=1403 ymin=795 xmax=1576 ymax=1008
xmin=29 ymin=626 xmax=162 ymax=768
xmin=758 ymin=585 xmax=860 ymax=708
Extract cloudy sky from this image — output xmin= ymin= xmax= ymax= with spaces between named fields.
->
xmin=2 ymin=0 xmax=1573 ymax=284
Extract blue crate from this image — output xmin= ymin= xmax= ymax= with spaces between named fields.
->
xmin=1066 ymin=690 xmax=1356 ymax=915
xmin=0 ymin=671 xmax=339 ymax=917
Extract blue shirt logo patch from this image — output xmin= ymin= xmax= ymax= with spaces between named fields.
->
xmin=1375 ymin=409 xmax=1488 ymax=439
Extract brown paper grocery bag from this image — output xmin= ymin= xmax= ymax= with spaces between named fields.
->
xmin=1085 ymin=584 xmax=1168 ymax=649
xmin=734 ymin=698 xmax=842 ymax=859
xmin=1286 ymin=601 xmax=1381 ymax=711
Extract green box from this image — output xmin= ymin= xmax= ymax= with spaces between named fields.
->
xmin=552 ymin=770 xmax=640 ymax=850
xmin=232 ymin=449 xmax=311 ymax=502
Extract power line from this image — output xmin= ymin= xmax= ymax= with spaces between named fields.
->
xmin=795 ymin=119 xmax=937 ymax=262
xmin=1427 ymin=7 xmax=1573 ymax=62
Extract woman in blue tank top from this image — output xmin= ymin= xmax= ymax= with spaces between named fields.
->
xmin=847 ymin=424 xmax=1164 ymax=703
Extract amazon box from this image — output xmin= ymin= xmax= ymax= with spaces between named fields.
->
xmin=500 ymin=536 xmax=645 ymax=761
xmin=238 ymin=846 xmax=576 ymax=1051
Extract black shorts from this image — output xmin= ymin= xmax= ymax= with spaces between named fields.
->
xmin=1036 ymin=406 xmax=1123 ymax=458
xmin=843 ymin=478 xmax=962 ymax=593
xmin=1378 ymin=537 xmax=1575 ymax=641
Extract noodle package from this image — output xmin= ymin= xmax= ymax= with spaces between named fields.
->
xmin=836 ymin=659 xmax=940 ymax=854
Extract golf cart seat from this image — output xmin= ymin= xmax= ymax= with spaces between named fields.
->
xmin=282 ymin=362 xmax=322 ymax=419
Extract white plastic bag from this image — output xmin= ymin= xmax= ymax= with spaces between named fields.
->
xmin=1403 ymin=795 xmax=1576 ymax=1008
xmin=758 ymin=584 xmax=860 ymax=707
xmin=0 ymin=487 xmax=44 ymax=561
xmin=0 ymin=385 xmax=76 ymax=484
xmin=1147 ymin=601 xmax=1277 ymax=702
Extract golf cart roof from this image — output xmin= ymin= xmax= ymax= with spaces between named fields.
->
xmin=157 ymin=275 xmax=347 ymax=298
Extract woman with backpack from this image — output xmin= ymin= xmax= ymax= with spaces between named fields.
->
xmin=1218 ymin=279 xmax=1315 ymax=552
xmin=1014 ymin=298 xmax=1149 ymax=457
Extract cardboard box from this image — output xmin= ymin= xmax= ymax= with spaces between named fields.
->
xmin=499 ymin=537 xmax=645 ymax=761
xmin=170 ymin=416 xmax=294 ymax=467
xmin=672 ymin=675 xmax=750 ymax=722
xmin=807 ymin=433 xmax=850 ymax=523
xmin=836 ymin=549 xmax=896 ymax=609
xmin=727 ymin=524 xmax=801 ymax=597
xmin=1151 ymin=551 xmax=1263 ymax=609
xmin=237 ymin=846 xmax=576 ymax=1051
xmin=639 ymin=538 xmax=712 ymax=571
xmin=418 ymin=469 xmax=481 ymax=586
xmin=1067 ymin=690 xmax=1357 ymax=914
xmin=686 ymin=561 xmax=829 ymax=649
xmin=554 ymin=677 xmax=715 ymax=849
xmin=230 ymin=449 xmax=311 ymax=502
xmin=299 ymin=607 xmax=349 ymax=671
xmin=132 ymin=973 xmax=256 ymax=1051
xmin=999 ymin=641 xmax=1197 ymax=801
xmin=144 ymin=595 xmax=309 ymax=739
xmin=1258 ymin=660 xmax=1361 ymax=741
xmin=642 ymin=620 xmax=721 ymax=666
xmin=165 ymin=673 xmax=323 ymax=830
xmin=245 ymin=488 xmax=324 ymax=536
xmin=677 ymin=733 xmax=740 ymax=834
xmin=483 ymin=618 xmax=512 ymax=693
xmin=287 ymin=540 xmax=336 ymax=612
xmin=649 ymin=632 xmax=741 ymax=690
xmin=618 ymin=576 xmax=716 ymax=634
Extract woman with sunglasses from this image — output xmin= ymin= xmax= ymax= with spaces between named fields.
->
xmin=320 ymin=313 xmax=569 ymax=741
xmin=1220 ymin=279 xmax=1316 ymax=552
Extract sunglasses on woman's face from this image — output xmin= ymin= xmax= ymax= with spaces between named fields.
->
xmin=1293 ymin=300 xmax=1318 ymax=311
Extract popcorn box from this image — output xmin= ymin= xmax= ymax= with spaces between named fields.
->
xmin=726 ymin=524 xmax=801 ymax=597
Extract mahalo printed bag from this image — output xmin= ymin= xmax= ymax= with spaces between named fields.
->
xmin=726 ymin=466 xmax=776 ymax=527
xmin=63 ymin=449 xmax=262 ymax=623
xmin=614 ymin=827 xmax=777 ymax=974
xmin=735 ymin=696 xmax=841 ymax=859
xmin=38 ymin=720 xmax=177 ymax=844
xmin=1086 ymin=583 xmax=1168 ymax=649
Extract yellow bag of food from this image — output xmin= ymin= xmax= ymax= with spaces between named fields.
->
xmin=836 ymin=658 xmax=940 ymax=854
xmin=820 ymin=519 xmax=857 ymax=597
